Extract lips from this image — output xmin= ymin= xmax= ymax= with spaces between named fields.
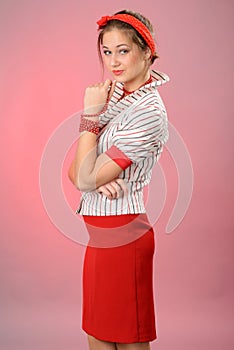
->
xmin=112 ymin=70 xmax=124 ymax=76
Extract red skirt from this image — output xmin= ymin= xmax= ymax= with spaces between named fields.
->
xmin=82 ymin=213 xmax=157 ymax=343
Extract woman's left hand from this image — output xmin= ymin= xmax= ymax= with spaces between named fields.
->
xmin=97 ymin=179 xmax=128 ymax=200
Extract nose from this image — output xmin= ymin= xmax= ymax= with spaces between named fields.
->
xmin=110 ymin=53 xmax=120 ymax=67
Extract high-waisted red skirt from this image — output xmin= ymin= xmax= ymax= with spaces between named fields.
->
xmin=82 ymin=213 xmax=157 ymax=344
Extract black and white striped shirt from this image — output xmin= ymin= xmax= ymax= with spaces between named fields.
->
xmin=76 ymin=70 xmax=169 ymax=216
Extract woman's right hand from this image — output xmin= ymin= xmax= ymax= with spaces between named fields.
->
xmin=97 ymin=179 xmax=128 ymax=200
xmin=84 ymin=79 xmax=116 ymax=115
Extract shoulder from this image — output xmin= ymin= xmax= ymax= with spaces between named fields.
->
xmin=130 ymin=91 xmax=165 ymax=120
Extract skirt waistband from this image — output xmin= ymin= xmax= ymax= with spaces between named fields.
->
xmin=82 ymin=213 xmax=154 ymax=248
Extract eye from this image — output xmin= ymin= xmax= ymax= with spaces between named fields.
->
xmin=103 ymin=50 xmax=111 ymax=55
xmin=120 ymin=49 xmax=129 ymax=55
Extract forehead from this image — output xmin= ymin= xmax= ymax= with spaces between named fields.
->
xmin=102 ymin=28 xmax=133 ymax=47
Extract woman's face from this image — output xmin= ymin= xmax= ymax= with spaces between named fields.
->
xmin=101 ymin=29 xmax=151 ymax=91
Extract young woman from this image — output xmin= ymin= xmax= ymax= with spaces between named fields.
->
xmin=68 ymin=10 xmax=169 ymax=350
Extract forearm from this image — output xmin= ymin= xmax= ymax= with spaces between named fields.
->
xmin=68 ymin=79 xmax=121 ymax=190
xmin=70 ymin=131 xmax=121 ymax=191
xmin=73 ymin=131 xmax=98 ymax=190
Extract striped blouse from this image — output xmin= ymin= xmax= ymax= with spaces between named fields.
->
xmin=76 ymin=70 xmax=170 ymax=216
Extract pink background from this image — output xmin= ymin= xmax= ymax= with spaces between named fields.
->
xmin=0 ymin=0 xmax=233 ymax=349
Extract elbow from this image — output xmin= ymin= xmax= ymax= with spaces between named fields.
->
xmin=68 ymin=163 xmax=96 ymax=191
xmin=68 ymin=162 xmax=93 ymax=191
xmin=67 ymin=169 xmax=85 ymax=190
xmin=75 ymin=183 xmax=89 ymax=192
xmin=74 ymin=178 xmax=95 ymax=192
xmin=68 ymin=171 xmax=75 ymax=185
xmin=68 ymin=161 xmax=76 ymax=185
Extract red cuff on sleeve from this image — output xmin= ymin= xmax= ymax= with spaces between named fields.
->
xmin=105 ymin=145 xmax=133 ymax=170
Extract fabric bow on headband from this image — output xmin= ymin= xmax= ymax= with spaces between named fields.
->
xmin=97 ymin=16 xmax=112 ymax=27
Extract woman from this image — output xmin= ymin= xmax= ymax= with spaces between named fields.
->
xmin=68 ymin=9 xmax=169 ymax=350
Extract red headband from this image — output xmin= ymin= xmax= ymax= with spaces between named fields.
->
xmin=97 ymin=14 xmax=156 ymax=56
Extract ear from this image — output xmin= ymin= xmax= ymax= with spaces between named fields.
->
xmin=144 ymin=47 xmax=151 ymax=61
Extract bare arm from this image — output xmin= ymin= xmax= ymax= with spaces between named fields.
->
xmin=68 ymin=79 xmax=124 ymax=191
xmin=68 ymin=147 xmax=123 ymax=191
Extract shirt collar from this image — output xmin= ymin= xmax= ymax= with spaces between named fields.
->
xmin=108 ymin=70 xmax=170 ymax=110
xmin=147 ymin=69 xmax=170 ymax=87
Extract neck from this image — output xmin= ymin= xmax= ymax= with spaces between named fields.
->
xmin=123 ymin=73 xmax=152 ymax=95
xmin=123 ymin=71 xmax=151 ymax=93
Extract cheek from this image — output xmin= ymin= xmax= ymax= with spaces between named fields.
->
xmin=102 ymin=56 xmax=111 ymax=68
xmin=127 ymin=53 xmax=142 ymax=67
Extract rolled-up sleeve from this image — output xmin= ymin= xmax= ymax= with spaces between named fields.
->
xmin=105 ymin=104 xmax=169 ymax=167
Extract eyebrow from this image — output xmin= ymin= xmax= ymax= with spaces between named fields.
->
xmin=102 ymin=44 xmax=131 ymax=49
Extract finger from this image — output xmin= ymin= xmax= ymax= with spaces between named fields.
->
xmin=103 ymin=79 xmax=112 ymax=90
xmin=97 ymin=185 xmax=111 ymax=194
xmin=97 ymin=186 xmax=104 ymax=193
xmin=98 ymin=187 xmax=112 ymax=199
xmin=115 ymin=179 xmax=128 ymax=196
xmin=97 ymin=184 xmax=117 ymax=199
xmin=111 ymin=180 xmax=125 ymax=198
xmin=97 ymin=180 xmax=128 ymax=199
xmin=105 ymin=182 xmax=119 ymax=199
xmin=108 ymin=80 xmax=116 ymax=100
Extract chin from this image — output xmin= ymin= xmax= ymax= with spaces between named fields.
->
xmin=113 ymin=76 xmax=126 ymax=84
xmin=110 ymin=72 xmax=127 ymax=84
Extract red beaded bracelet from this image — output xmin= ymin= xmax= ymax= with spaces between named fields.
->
xmin=79 ymin=116 xmax=100 ymax=135
xmin=79 ymin=97 xmax=111 ymax=134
